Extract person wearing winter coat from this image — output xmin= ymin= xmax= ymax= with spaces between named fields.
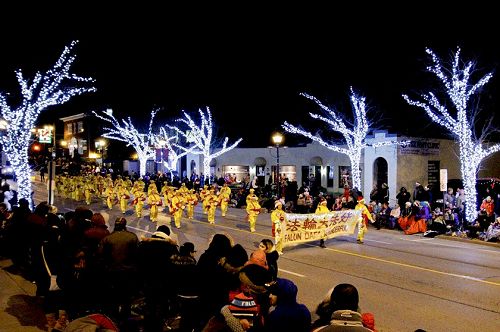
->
xmin=265 ymin=278 xmax=311 ymax=332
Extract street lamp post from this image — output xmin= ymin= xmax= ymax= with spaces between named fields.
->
xmin=272 ymin=132 xmax=283 ymax=199
xmin=47 ymin=125 xmax=56 ymax=205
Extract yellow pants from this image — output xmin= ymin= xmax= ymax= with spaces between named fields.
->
xmin=85 ymin=192 xmax=92 ymax=205
xmin=208 ymin=207 xmax=216 ymax=224
xmin=248 ymin=213 xmax=258 ymax=232
xmin=135 ymin=203 xmax=143 ymax=217
xmin=274 ymin=222 xmax=283 ymax=254
xmin=120 ymin=199 xmax=128 ymax=213
xmin=357 ymin=219 xmax=367 ymax=242
xmin=106 ymin=197 xmax=113 ymax=210
xmin=187 ymin=205 xmax=194 ymax=219
xmin=150 ymin=205 xmax=158 ymax=222
xmin=174 ymin=210 xmax=183 ymax=228
xmin=220 ymin=203 xmax=228 ymax=217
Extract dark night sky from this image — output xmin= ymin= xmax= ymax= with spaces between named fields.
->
xmin=1 ymin=5 xmax=500 ymax=147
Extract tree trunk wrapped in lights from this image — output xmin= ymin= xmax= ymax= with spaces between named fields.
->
xmin=156 ymin=127 xmax=196 ymax=178
xmin=93 ymin=109 xmax=158 ymax=176
xmin=0 ymin=41 xmax=95 ymax=205
xmin=403 ymin=47 xmax=500 ymax=223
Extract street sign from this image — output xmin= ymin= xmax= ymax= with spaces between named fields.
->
xmin=440 ymin=169 xmax=448 ymax=191
xmin=37 ymin=128 xmax=52 ymax=144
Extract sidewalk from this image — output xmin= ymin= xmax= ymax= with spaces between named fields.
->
xmin=0 ymin=257 xmax=46 ymax=331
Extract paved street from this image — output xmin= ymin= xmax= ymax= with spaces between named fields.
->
xmin=5 ymin=178 xmax=499 ymax=331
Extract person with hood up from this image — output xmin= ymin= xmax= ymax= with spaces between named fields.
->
xmin=265 ymin=278 xmax=311 ymax=332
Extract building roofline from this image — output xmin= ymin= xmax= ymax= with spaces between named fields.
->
xmin=59 ymin=113 xmax=87 ymax=122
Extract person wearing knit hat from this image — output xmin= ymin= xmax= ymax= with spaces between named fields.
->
xmin=270 ymin=200 xmax=285 ymax=254
xmin=355 ymin=195 xmax=374 ymax=244
xmin=213 ymin=292 xmax=260 ymax=331
xmin=239 ymin=249 xmax=272 ymax=298
xmin=245 ymin=249 xmax=268 ymax=270
xmin=315 ymin=198 xmax=330 ymax=248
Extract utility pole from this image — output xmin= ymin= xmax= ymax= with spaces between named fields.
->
xmin=47 ymin=124 xmax=56 ymax=205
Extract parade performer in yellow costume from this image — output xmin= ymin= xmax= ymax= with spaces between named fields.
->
xmin=136 ymin=177 xmax=145 ymax=190
xmin=246 ymin=188 xmax=261 ymax=232
xmin=148 ymin=186 xmax=162 ymax=222
xmin=206 ymin=189 xmax=218 ymax=224
xmin=171 ymin=190 xmax=185 ymax=228
xmin=355 ymin=195 xmax=374 ymax=243
xmin=178 ymin=182 xmax=189 ymax=194
xmin=271 ymin=200 xmax=286 ymax=255
xmin=124 ymin=176 xmax=133 ymax=191
xmin=218 ymin=184 xmax=231 ymax=217
xmin=83 ymin=178 xmax=94 ymax=205
xmin=186 ymin=189 xmax=198 ymax=219
xmin=104 ymin=183 xmax=116 ymax=210
xmin=131 ymin=183 xmax=147 ymax=218
xmin=161 ymin=181 xmax=170 ymax=207
xmin=315 ymin=198 xmax=330 ymax=248
xmin=117 ymin=184 xmax=131 ymax=214
xmin=200 ymin=186 xmax=210 ymax=214
xmin=147 ymin=180 xmax=157 ymax=195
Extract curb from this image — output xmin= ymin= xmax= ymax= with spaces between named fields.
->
xmin=435 ymin=234 xmax=500 ymax=248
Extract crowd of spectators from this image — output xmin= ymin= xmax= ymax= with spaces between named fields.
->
xmin=0 ymin=200 xmax=386 ymax=331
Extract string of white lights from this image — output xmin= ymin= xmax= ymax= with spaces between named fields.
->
xmin=0 ymin=41 xmax=95 ymax=204
xmin=93 ymin=109 xmax=158 ymax=176
xmin=283 ymin=88 xmax=400 ymax=191
xmin=403 ymin=47 xmax=500 ymax=222
xmin=166 ymin=107 xmax=242 ymax=180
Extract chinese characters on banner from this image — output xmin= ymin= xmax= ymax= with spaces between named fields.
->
xmin=280 ymin=210 xmax=361 ymax=247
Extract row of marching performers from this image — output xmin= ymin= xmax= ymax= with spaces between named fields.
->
xmin=54 ymin=173 xmax=239 ymax=227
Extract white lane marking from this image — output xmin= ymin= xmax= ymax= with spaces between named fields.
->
xmin=127 ymin=225 xmax=154 ymax=234
xmin=367 ymin=240 xmax=392 ymax=244
xmin=279 ymin=269 xmax=306 ymax=277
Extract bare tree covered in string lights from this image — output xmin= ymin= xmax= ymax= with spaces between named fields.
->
xmin=403 ymin=47 xmax=500 ymax=223
xmin=166 ymin=107 xmax=242 ymax=182
xmin=93 ymin=109 xmax=158 ymax=176
xmin=0 ymin=41 xmax=95 ymax=204
xmin=283 ymin=88 xmax=400 ymax=191
xmin=156 ymin=127 xmax=197 ymax=178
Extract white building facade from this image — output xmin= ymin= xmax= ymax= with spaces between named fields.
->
xmin=126 ymin=131 xmax=500 ymax=205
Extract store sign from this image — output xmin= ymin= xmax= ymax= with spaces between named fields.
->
xmin=37 ymin=128 xmax=52 ymax=144
xmin=399 ymin=139 xmax=440 ymax=155
xmin=427 ymin=160 xmax=440 ymax=191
